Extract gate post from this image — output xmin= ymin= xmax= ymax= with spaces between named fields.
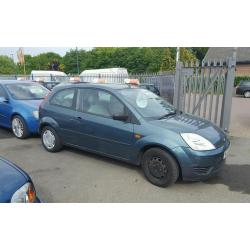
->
xmin=173 ymin=61 xmax=184 ymax=110
xmin=220 ymin=55 xmax=236 ymax=132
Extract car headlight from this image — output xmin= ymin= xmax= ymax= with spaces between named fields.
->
xmin=11 ymin=182 xmax=36 ymax=203
xmin=181 ymin=133 xmax=215 ymax=151
xmin=33 ymin=110 xmax=39 ymax=119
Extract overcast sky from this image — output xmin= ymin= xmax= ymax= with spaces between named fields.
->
xmin=0 ymin=47 xmax=91 ymax=61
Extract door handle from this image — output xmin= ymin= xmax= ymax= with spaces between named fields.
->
xmin=69 ymin=116 xmax=83 ymax=122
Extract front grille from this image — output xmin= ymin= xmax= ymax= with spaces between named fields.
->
xmin=193 ymin=166 xmax=211 ymax=175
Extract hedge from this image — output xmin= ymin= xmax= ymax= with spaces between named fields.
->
xmin=234 ymin=76 xmax=250 ymax=86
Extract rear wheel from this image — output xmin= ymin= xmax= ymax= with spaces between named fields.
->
xmin=12 ymin=115 xmax=30 ymax=139
xmin=244 ymin=91 xmax=250 ymax=98
xmin=142 ymin=148 xmax=179 ymax=187
xmin=41 ymin=126 xmax=62 ymax=152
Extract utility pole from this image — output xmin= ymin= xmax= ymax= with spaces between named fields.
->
xmin=176 ymin=47 xmax=180 ymax=64
xmin=76 ymin=47 xmax=80 ymax=75
xmin=10 ymin=54 xmax=17 ymax=76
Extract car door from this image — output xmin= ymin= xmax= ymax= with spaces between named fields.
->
xmin=0 ymin=85 xmax=12 ymax=127
xmin=49 ymin=88 xmax=79 ymax=144
xmin=74 ymin=88 xmax=135 ymax=161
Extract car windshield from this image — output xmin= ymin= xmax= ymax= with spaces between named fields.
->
xmin=6 ymin=83 xmax=49 ymax=100
xmin=119 ymin=88 xmax=175 ymax=119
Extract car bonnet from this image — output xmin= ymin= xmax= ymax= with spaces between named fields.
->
xmin=149 ymin=113 xmax=227 ymax=148
xmin=0 ymin=158 xmax=28 ymax=202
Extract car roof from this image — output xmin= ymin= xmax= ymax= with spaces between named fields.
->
xmin=54 ymin=83 xmax=134 ymax=91
xmin=140 ymin=83 xmax=154 ymax=85
xmin=0 ymin=80 xmax=35 ymax=85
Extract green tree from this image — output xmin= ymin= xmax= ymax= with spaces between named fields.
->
xmin=0 ymin=56 xmax=17 ymax=74
xmin=61 ymin=47 xmax=200 ymax=74
xmin=17 ymin=52 xmax=63 ymax=74
xmin=191 ymin=47 xmax=208 ymax=61
xmin=63 ymin=49 xmax=82 ymax=74
xmin=180 ymin=48 xmax=197 ymax=63
xmin=160 ymin=48 xmax=175 ymax=71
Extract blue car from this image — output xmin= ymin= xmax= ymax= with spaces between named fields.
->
xmin=39 ymin=84 xmax=230 ymax=187
xmin=0 ymin=80 xmax=49 ymax=138
xmin=0 ymin=157 xmax=40 ymax=203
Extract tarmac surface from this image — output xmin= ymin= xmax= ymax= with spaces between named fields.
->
xmin=1 ymin=127 xmax=250 ymax=202
xmin=0 ymin=95 xmax=249 ymax=202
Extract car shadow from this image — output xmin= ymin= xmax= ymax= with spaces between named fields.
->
xmin=204 ymin=164 xmax=250 ymax=195
xmin=177 ymin=164 xmax=250 ymax=195
xmin=64 ymin=146 xmax=142 ymax=173
xmin=61 ymin=147 xmax=250 ymax=195
xmin=0 ymin=127 xmax=14 ymax=139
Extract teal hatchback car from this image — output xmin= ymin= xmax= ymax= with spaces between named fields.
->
xmin=39 ymin=84 xmax=230 ymax=187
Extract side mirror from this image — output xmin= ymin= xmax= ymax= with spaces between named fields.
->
xmin=0 ymin=97 xmax=8 ymax=103
xmin=112 ymin=114 xmax=129 ymax=122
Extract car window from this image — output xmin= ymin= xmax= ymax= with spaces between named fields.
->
xmin=148 ymin=86 xmax=155 ymax=91
xmin=78 ymin=88 xmax=126 ymax=118
xmin=119 ymin=88 xmax=175 ymax=119
xmin=5 ymin=83 xmax=49 ymax=100
xmin=0 ymin=85 xmax=7 ymax=98
xmin=50 ymin=88 xmax=75 ymax=109
xmin=241 ymin=81 xmax=250 ymax=86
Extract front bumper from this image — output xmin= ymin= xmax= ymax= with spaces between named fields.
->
xmin=26 ymin=117 xmax=39 ymax=134
xmin=172 ymin=142 xmax=230 ymax=181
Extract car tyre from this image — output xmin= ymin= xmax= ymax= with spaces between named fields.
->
xmin=244 ymin=91 xmax=250 ymax=98
xmin=12 ymin=115 xmax=30 ymax=139
xmin=41 ymin=126 xmax=62 ymax=152
xmin=142 ymin=148 xmax=179 ymax=187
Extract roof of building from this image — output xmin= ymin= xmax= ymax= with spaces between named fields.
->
xmin=204 ymin=47 xmax=250 ymax=63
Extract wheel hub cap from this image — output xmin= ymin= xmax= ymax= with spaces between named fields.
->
xmin=43 ymin=130 xmax=55 ymax=149
xmin=148 ymin=157 xmax=168 ymax=178
xmin=12 ymin=118 xmax=24 ymax=137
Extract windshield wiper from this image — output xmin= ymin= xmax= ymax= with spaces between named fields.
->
xmin=158 ymin=111 xmax=177 ymax=120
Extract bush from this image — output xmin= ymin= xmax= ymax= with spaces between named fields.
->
xmin=234 ymin=76 xmax=250 ymax=86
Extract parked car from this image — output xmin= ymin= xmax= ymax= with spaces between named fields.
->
xmin=30 ymin=70 xmax=68 ymax=83
xmin=0 ymin=157 xmax=40 ymax=203
xmin=39 ymin=84 xmax=230 ymax=187
xmin=236 ymin=81 xmax=250 ymax=98
xmin=0 ymin=80 xmax=50 ymax=139
xmin=139 ymin=83 xmax=160 ymax=96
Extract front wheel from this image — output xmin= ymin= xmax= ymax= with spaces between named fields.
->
xmin=12 ymin=115 xmax=30 ymax=139
xmin=141 ymin=148 xmax=179 ymax=187
xmin=41 ymin=126 xmax=62 ymax=152
xmin=244 ymin=91 xmax=250 ymax=98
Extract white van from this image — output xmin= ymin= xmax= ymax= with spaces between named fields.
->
xmin=30 ymin=70 xmax=68 ymax=83
xmin=80 ymin=68 xmax=128 ymax=84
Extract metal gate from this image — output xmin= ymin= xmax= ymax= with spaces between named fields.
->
xmin=173 ymin=56 xmax=236 ymax=132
